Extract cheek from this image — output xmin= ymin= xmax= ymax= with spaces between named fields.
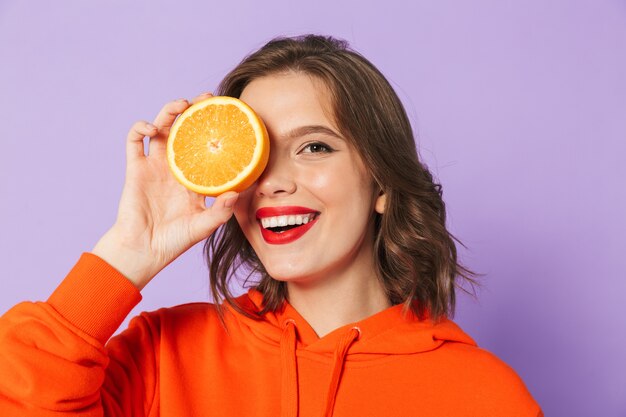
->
xmin=300 ymin=159 xmax=359 ymax=196
xmin=303 ymin=159 xmax=372 ymax=205
xmin=233 ymin=188 xmax=256 ymax=232
xmin=303 ymin=168 xmax=333 ymax=192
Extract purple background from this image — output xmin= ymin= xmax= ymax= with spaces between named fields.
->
xmin=1 ymin=1 xmax=625 ymax=415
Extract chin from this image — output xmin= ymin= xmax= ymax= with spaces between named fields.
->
xmin=261 ymin=262 xmax=319 ymax=284
xmin=263 ymin=269 xmax=305 ymax=283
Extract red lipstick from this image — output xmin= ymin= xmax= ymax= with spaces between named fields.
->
xmin=256 ymin=206 xmax=319 ymax=218
xmin=256 ymin=206 xmax=320 ymax=245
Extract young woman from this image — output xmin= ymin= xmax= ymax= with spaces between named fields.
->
xmin=0 ymin=35 xmax=542 ymax=416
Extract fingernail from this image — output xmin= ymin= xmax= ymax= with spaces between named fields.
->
xmin=177 ymin=98 xmax=188 ymax=103
xmin=146 ymin=123 xmax=157 ymax=130
xmin=224 ymin=194 xmax=239 ymax=208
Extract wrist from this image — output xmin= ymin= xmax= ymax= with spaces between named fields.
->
xmin=91 ymin=228 xmax=158 ymax=290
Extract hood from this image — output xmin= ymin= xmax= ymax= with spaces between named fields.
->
xmin=226 ymin=289 xmax=476 ymax=417
xmin=229 ymin=289 xmax=476 ymax=354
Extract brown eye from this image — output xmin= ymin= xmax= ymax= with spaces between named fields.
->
xmin=302 ymin=142 xmax=333 ymax=154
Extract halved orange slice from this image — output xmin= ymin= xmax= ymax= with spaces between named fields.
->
xmin=167 ymin=96 xmax=269 ymax=196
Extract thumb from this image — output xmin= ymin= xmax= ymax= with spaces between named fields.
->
xmin=189 ymin=192 xmax=239 ymax=242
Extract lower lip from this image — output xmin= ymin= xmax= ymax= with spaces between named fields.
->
xmin=259 ymin=218 xmax=318 ymax=244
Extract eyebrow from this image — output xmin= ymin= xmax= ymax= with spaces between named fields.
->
xmin=282 ymin=125 xmax=345 ymax=141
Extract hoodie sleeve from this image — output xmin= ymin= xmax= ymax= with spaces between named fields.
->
xmin=0 ymin=253 xmax=158 ymax=417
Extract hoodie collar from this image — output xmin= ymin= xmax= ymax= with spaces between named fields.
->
xmin=232 ymin=289 xmax=476 ymax=355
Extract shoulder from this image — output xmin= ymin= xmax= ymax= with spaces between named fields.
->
xmin=106 ymin=301 xmax=231 ymax=357
xmin=130 ymin=293 xmax=253 ymax=340
xmin=443 ymin=341 xmax=522 ymax=374
xmin=136 ymin=301 xmax=224 ymax=333
xmin=436 ymin=341 xmax=540 ymax=412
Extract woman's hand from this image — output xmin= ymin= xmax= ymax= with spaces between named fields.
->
xmin=92 ymin=93 xmax=239 ymax=290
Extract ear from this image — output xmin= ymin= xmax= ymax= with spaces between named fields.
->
xmin=375 ymin=191 xmax=386 ymax=214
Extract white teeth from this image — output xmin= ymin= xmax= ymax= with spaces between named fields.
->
xmin=260 ymin=213 xmax=317 ymax=229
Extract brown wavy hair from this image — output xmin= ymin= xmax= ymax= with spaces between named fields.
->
xmin=204 ymin=34 xmax=477 ymax=322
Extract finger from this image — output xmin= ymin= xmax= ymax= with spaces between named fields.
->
xmin=152 ymin=99 xmax=190 ymax=132
xmin=126 ymin=121 xmax=157 ymax=162
xmin=188 ymin=192 xmax=239 ymax=243
xmin=148 ymin=99 xmax=191 ymax=157
xmin=191 ymin=91 xmax=213 ymax=104
xmin=148 ymin=93 xmax=213 ymax=157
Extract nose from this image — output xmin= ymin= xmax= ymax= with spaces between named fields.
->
xmin=254 ymin=148 xmax=297 ymax=197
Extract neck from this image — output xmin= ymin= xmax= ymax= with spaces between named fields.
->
xmin=286 ymin=265 xmax=391 ymax=338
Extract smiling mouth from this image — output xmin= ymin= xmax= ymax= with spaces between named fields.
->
xmin=259 ymin=213 xmax=319 ymax=233
xmin=257 ymin=213 xmax=320 ymax=244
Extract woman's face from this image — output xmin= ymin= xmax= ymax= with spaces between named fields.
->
xmin=234 ymin=72 xmax=385 ymax=287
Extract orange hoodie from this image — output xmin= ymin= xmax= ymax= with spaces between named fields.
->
xmin=0 ymin=253 xmax=543 ymax=417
